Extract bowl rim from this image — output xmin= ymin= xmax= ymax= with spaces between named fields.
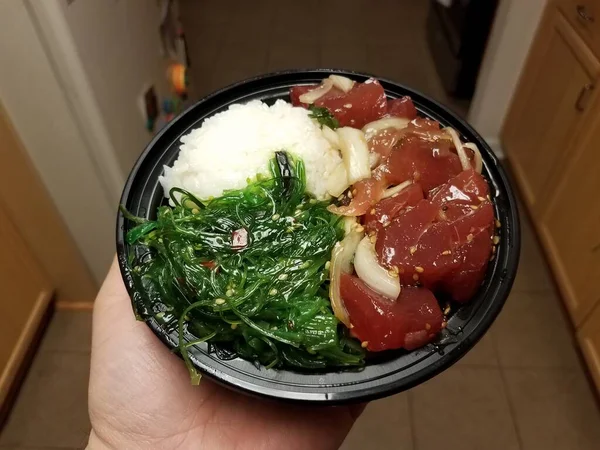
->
xmin=116 ymin=69 xmax=521 ymax=404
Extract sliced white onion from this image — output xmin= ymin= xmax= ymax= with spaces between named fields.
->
xmin=362 ymin=117 xmax=410 ymax=140
xmin=321 ymin=125 xmax=340 ymax=148
xmin=382 ymin=180 xmax=412 ymax=199
xmin=328 ymin=75 xmax=355 ymax=93
xmin=445 ymin=127 xmax=470 ymax=171
xmin=336 ymin=127 xmax=371 ymax=185
xmin=299 ymin=79 xmax=333 ymax=104
xmin=369 ymin=152 xmax=381 ymax=169
xmin=354 ymin=236 xmax=401 ymax=300
xmin=327 ymin=163 xmax=350 ymax=198
xmin=464 ymin=142 xmax=483 ymax=173
xmin=329 ymin=218 xmax=364 ymax=327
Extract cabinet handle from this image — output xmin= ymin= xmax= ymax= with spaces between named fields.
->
xmin=575 ymin=83 xmax=594 ymax=111
xmin=577 ymin=5 xmax=595 ymax=23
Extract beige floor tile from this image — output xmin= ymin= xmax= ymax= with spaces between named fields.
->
xmin=493 ymin=290 xmax=580 ymax=369
xmin=455 ymin=331 xmax=499 ymax=367
xmin=410 ymin=366 xmax=520 ymax=450
xmin=512 ymin=213 xmax=555 ymax=293
xmin=39 ymin=310 xmax=92 ymax=353
xmin=210 ymin=40 xmax=269 ymax=89
xmin=267 ymin=42 xmax=320 ymax=72
xmin=0 ymin=352 xmax=91 ymax=448
xmin=320 ymin=43 xmax=368 ymax=72
xmin=504 ymin=368 xmax=600 ymax=450
xmin=341 ymin=393 xmax=413 ymax=450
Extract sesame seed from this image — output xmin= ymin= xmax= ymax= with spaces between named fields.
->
xmin=347 ymin=191 xmax=353 ymax=198
xmin=370 ymin=235 xmax=377 ymax=244
xmin=470 ymin=205 xmax=479 ymax=210
xmin=350 ymin=323 xmax=355 ymax=329
xmin=352 ymin=189 xmax=357 ymax=195
xmin=272 ymin=214 xmax=280 ymax=221
xmin=415 ymin=266 xmax=424 ymax=273
xmin=467 ymin=234 xmax=474 ymax=242
xmin=338 ymin=194 xmax=345 ymax=201
xmin=495 ymin=219 xmax=502 ymax=228
xmin=442 ymin=250 xmax=452 ymax=256
xmin=413 ymin=273 xmax=420 ymax=281
xmin=361 ymin=341 xmax=369 ymax=348
xmin=493 ymin=235 xmax=500 ymax=245
xmin=191 ymin=208 xmax=199 ymax=214
xmin=487 ymin=195 xmax=491 ymax=201
xmin=383 ymin=220 xmax=391 ymax=227
xmin=278 ymin=273 xmax=288 ymax=280
xmin=215 ymin=298 xmax=226 ymax=305
xmin=410 ymin=246 xmax=417 ymax=255
xmin=444 ymin=305 xmax=451 ymax=315
xmin=425 ymin=323 xmax=431 ymax=330
xmin=370 ymin=208 xmax=376 ymax=215
xmin=226 ymin=289 xmax=234 ymax=297
xmin=231 ymin=323 xmax=238 ymax=330
xmin=477 ymin=196 xmax=486 ymax=202
xmin=269 ymin=288 xmax=278 ymax=296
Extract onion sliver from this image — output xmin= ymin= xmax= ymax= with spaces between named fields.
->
xmin=445 ymin=127 xmax=471 ymax=171
xmin=329 ymin=218 xmax=364 ymax=327
xmin=328 ymin=75 xmax=355 ymax=93
xmin=354 ymin=236 xmax=401 ymax=300
xmin=327 ymin=163 xmax=350 ymax=197
xmin=322 ymin=125 xmax=340 ymax=148
xmin=362 ymin=117 xmax=410 ymax=140
xmin=382 ymin=180 xmax=412 ymax=199
xmin=337 ymin=127 xmax=371 ymax=185
xmin=299 ymin=79 xmax=334 ymax=104
xmin=464 ymin=142 xmax=483 ymax=173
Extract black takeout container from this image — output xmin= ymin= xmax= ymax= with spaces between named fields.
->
xmin=116 ymin=70 xmax=520 ymax=404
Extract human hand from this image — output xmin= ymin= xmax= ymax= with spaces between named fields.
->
xmin=87 ymin=258 xmax=363 ymax=450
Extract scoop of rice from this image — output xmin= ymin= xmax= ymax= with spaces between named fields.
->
xmin=159 ymin=100 xmax=341 ymax=202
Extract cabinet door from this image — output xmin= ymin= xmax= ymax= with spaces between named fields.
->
xmin=540 ymin=110 xmax=600 ymax=324
xmin=578 ymin=299 xmax=600 ymax=393
xmin=0 ymin=199 xmax=52 ymax=407
xmin=503 ymin=8 xmax=600 ymax=213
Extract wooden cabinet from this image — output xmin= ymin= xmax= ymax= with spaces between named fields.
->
xmin=579 ymin=298 xmax=600 ymax=393
xmin=503 ymin=1 xmax=600 ymax=392
xmin=0 ymin=199 xmax=53 ymax=409
xmin=540 ymin=113 xmax=600 ymax=324
xmin=503 ymin=8 xmax=600 ymax=214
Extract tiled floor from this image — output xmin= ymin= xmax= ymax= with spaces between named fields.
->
xmin=2 ymin=1 xmax=600 ymax=449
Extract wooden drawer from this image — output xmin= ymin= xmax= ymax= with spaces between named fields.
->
xmin=557 ymin=0 xmax=600 ymax=57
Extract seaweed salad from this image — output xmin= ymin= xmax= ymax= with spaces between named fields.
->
xmin=123 ymin=152 xmax=365 ymax=381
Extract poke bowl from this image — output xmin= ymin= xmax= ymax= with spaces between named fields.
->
xmin=116 ymin=69 xmax=520 ymax=404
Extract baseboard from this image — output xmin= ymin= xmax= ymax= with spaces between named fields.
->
xmin=0 ymin=290 xmax=53 ymax=426
xmin=55 ymin=301 xmax=94 ymax=311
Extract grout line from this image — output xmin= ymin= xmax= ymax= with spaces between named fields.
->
xmin=405 ymin=392 xmax=419 ymax=450
xmin=491 ymin=334 xmax=525 ymax=450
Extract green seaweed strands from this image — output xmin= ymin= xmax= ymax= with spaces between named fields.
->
xmin=123 ymin=152 xmax=365 ymax=382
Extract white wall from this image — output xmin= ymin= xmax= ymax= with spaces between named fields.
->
xmin=0 ymin=0 xmax=174 ymax=283
xmin=0 ymin=0 xmax=114 ymax=283
xmin=58 ymin=0 xmax=170 ymax=175
xmin=468 ymin=0 xmax=548 ymax=154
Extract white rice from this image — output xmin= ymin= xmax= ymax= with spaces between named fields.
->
xmin=159 ymin=100 xmax=341 ymax=202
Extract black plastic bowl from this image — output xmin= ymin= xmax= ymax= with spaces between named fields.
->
xmin=116 ymin=69 xmax=520 ymax=404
